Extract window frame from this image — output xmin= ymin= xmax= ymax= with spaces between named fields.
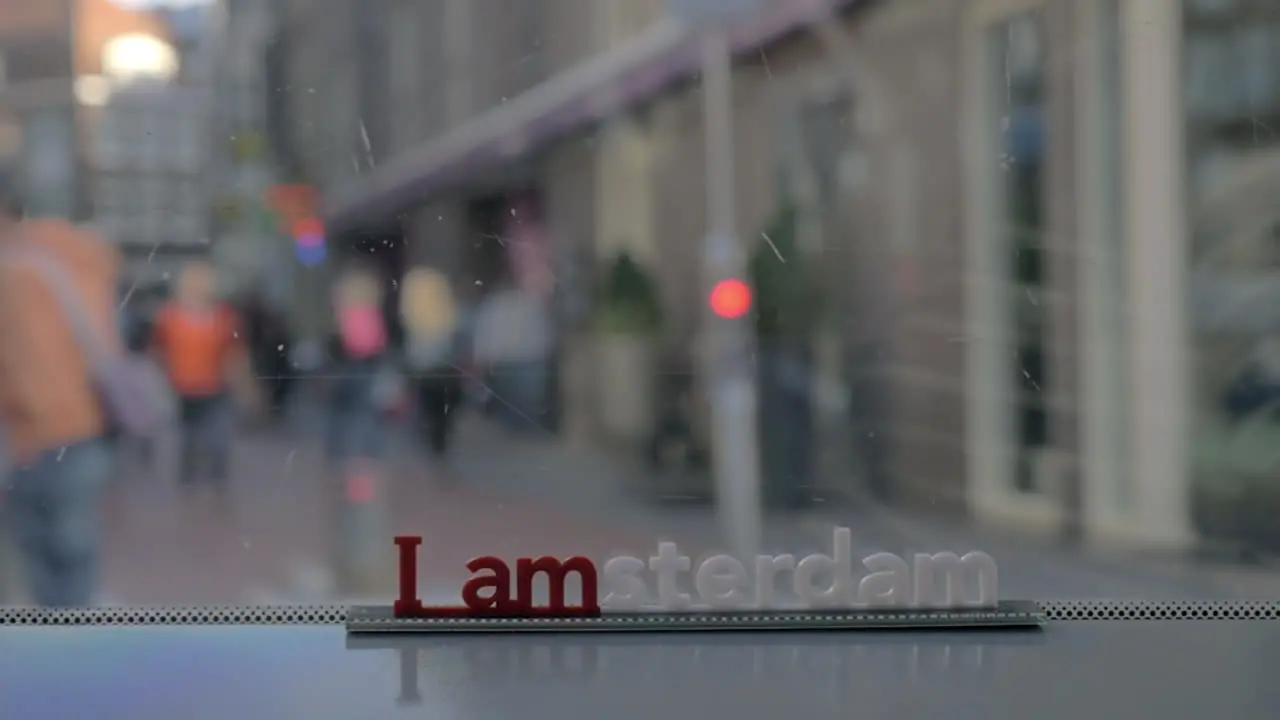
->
xmin=961 ymin=0 xmax=1061 ymax=528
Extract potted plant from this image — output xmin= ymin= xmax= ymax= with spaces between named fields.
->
xmin=591 ymin=251 xmax=665 ymax=444
xmin=1192 ymin=362 xmax=1280 ymax=555
xmin=749 ymin=203 xmax=825 ymax=509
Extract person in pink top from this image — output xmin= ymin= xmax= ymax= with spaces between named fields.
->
xmin=323 ymin=264 xmax=392 ymax=470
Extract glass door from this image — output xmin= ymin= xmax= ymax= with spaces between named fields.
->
xmin=964 ymin=0 xmax=1058 ymax=523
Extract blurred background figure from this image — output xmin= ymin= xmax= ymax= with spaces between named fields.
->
xmin=0 ymin=180 xmax=120 ymax=607
xmin=119 ymin=283 xmax=155 ymax=356
xmin=115 ymin=282 xmax=163 ymax=475
xmin=324 ymin=262 xmax=399 ymax=595
xmin=325 ymin=263 xmax=391 ymax=471
xmin=400 ymin=265 xmax=464 ymax=457
xmin=150 ymin=261 xmax=253 ymax=495
xmin=240 ymin=290 xmax=295 ymax=425
xmin=472 ymin=274 xmax=555 ymax=434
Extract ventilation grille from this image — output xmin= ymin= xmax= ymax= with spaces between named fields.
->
xmin=1 ymin=601 xmax=1279 ymax=627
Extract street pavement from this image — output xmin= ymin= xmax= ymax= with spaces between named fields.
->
xmin=416 ymin=418 xmax=1280 ymax=602
xmin=89 ymin=408 xmax=1280 ymax=606
xmin=98 ymin=421 xmax=664 ymax=605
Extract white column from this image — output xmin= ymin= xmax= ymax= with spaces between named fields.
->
xmin=1076 ymin=0 xmax=1134 ymax=538
xmin=1122 ymin=0 xmax=1193 ymax=548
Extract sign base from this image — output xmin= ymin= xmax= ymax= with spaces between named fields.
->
xmin=346 ymin=601 xmax=1045 ymax=634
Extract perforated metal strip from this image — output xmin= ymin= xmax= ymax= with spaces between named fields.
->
xmin=1 ymin=601 xmax=1279 ymax=627
xmin=0 ymin=605 xmax=349 ymax=626
xmin=1041 ymin=599 xmax=1280 ymax=621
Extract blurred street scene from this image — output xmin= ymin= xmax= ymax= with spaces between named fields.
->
xmin=4 ymin=0 xmax=1280 ymax=606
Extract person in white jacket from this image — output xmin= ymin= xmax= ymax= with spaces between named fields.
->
xmin=471 ymin=277 xmax=554 ymax=432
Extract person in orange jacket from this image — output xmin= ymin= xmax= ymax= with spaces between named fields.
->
xmin=151 ymin=261 xmax=255 ymax=489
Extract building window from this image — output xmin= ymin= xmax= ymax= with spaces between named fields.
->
xmin=0 ymin=113 xmax=20 ymax=164
xmin=95 ymin=124 xmax=121 ymax=170
xmin=22 ymin=108 xmax=76 ymax=218
xmin=388 ymin=1 xmax=423 ymax=151
xmin=1184 ymin=0 xmax=1280 ymax=546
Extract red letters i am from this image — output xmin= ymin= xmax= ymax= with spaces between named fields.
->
xmin=393 ymin=535 xmax=601 ymax=618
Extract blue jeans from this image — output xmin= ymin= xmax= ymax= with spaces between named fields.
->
xmin=488 ymin=359 xmax=550 ymax=432
xmin=178 ymin=393 xmax=234 ymax=485
xmin=326 ymin=374 xmax=385 ymax=466
xmin=3 ymin=439 xmax=111 ymax=606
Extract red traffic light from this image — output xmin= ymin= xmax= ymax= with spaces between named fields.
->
xmin=709 ymin=278 xmax=751 ymax=319
xmin=293 ymin=217 xmax=324 ymax=239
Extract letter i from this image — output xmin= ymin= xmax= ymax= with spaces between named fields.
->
xmin=394 ymin=536 xmax=424 ymax=617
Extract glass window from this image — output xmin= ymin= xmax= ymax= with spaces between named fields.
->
xmin=96 ymin=177 xmax=121 ymax=211
xmin=9 ymin=0 xmax=1280 ymax=633
xmin=1236 ymin=26 xmax=1276 ymax=112
xmin=21 ymin=107 xmax=75 ymax=219
xmin=1184 ymin=0 xmax=1280 ymax=555
xmin=988 ymin=10 xmax=1050 ymax=494
xmin=114 ymin=209 xmax=140 ymax=241
xmin=1090 ymin=0 xmax=1133 ymax=513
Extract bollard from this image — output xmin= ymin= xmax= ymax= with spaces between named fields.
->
xmin=331 ymin=458 xmax=395 ymax=599
xmin=0 ymin=523 xmax=14 ymax=604
xmin=0 ymin=516 xmax=26 ymax=605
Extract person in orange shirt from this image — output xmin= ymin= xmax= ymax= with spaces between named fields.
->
xmin=151 ymin=262 xmax=250 ymax=489
xmin=0 ymin=179 xmax=120 ymax=606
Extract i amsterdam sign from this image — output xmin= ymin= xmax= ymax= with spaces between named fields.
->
xmin=346 ymin=529 xmax=1045 ymax=633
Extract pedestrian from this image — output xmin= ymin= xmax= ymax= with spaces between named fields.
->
xmin=116 ymin=287 xmax=163 ymax=475
xmin=0 ymin=177 xmax=121 ymax=606
xmin=325 ymin=263 xmax=393 ymax=471
xmin=242 ymin=291 xmax=295 ymax=424
xmin=400 ymin=265 xmax=464 ymax=457
xmin=471 ymin=275 xmax=555 ymax=433
xmin=150 ymin=261 xmax=255 ymax=492
xmin=324 ymin=263 xmax=399 ymax=595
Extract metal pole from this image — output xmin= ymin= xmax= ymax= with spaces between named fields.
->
xmin=332 ymin=457 xmax=395 ymax=598
xmin=700 ymin=29 xmax=762 ymax=561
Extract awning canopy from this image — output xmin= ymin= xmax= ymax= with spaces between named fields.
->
xmin=325 ymin=0 xmax=859 ymax=234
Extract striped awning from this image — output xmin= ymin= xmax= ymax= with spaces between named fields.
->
xmin=325 ymin=0 xmax=861 ymax=233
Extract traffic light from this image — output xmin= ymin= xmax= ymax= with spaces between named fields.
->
xmin=709 ymin=277 xmax=751 ymax=319
xmin=267 ymin=184 xmax=316 ymax=233
xmin=294 ymin=217 xmax=326 ymax=266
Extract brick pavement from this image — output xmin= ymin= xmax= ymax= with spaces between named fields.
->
xmin=96 ymin=409 xmax=1280 ymax=605
xmin=439 ymin=417 xmax=1280 ymax=601
xmin=100 ymin=423 xmax=666 ymax=605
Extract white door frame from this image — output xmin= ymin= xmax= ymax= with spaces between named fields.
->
xmin=1074 ymin=0 xmax=1139 ymax=542
xmin=1117 ymin=0 xmax=1193 ymax=549
xmin=961 ymin=0 xmax=1062 ymax=531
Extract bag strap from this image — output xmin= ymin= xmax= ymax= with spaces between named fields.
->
xmin=0 ymin=244 xmax=114 ymax=375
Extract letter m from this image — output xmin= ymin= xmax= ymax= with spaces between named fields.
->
xmin=516 ymin=556 xmax=600 ymax=612
xmin=912 ymin=552 xmax=998 ymax=608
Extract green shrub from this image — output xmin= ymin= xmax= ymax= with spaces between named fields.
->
xmin=592 ymin=251 xmax=664 ymax=335
xmin=749 ymin=203 xmax=824 ymax=338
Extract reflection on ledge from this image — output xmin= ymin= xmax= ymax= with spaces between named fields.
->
xmin=348 ymin=633 xmax=1047 ymax=707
